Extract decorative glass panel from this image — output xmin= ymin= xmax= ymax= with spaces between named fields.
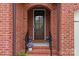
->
xmin=34 ymin=10 xmax=45 ymax=40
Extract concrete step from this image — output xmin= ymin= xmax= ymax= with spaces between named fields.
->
xmin=33 ymin=42 xmax=49 ymax=46
xmin=32 ymin=49 xmax=50 ymax=52
xmin=32 ymin=46 xmax=49 ymax=49
xmin=27 ymin=46 xmax=50 ymax=56
xmin=28 ymin=50 xmax=50 ymax=54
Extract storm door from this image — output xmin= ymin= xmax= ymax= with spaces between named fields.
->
xmin=33 ymin=9 xmax=46 ymax=40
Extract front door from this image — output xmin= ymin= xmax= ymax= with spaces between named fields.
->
xmin=33 ymin=9 xmax=45 ymax=40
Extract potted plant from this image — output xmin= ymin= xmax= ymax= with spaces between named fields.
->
xmin=27 ymin=39 xmax=33 ymax=52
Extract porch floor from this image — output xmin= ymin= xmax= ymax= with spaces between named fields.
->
xmin=33 ymin=42 xmax=49 ymax=46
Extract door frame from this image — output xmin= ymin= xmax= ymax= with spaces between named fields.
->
xmin=74 ymin=10 xmax=79 ymax=55
xmin=33 ymin=9 xmax=46 ymax=40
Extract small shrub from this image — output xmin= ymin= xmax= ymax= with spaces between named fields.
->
xmin=17 ymin=52 xmax=28 ymax=56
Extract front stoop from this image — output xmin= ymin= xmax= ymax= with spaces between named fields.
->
xmin=27 ymin=46 xmax=50 ymax=56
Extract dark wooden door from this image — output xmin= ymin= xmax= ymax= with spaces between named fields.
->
xmin=34 ymin=10 xmax=45 ymax=40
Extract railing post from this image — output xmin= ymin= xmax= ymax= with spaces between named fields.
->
xmin=49 ymin=32 xmax=52 ymax=56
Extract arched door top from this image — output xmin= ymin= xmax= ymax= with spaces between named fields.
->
xmin=24 ymin=4 xmax=57 ymax=11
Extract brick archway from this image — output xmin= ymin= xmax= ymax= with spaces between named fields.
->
xmin=27 ymin=5 xmax=51 ymax=40
xmin=25 ymin=4 xmax=59 ymax=56
xmin=15 ymin=3 xmax=59 ymax=56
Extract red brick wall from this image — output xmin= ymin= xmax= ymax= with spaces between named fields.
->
xmin=46 ymin=9 xmax=50 ymax=36
xmin=28 ymin=9 xmax=33 ymax=38
xmin=0 ymin=3 xmax=79 ymax=56
xmin=58 ymin=3 xmax=79 ymax=56
xmin=59 ymin=4 xmax=74 ymax=56
xmin=16 ymin=4 xmax=26 ymax=53
xmin=50 ymin=5 xmax=58 ymax=55
xmin=0 ymin=4 xmax=13 ymax=55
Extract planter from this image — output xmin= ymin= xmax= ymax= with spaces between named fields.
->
xmin=28 ymin=47 xmax=32 ymax=52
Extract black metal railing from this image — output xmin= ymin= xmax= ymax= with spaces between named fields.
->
xmin=48 ymin=32 xmax=52 ymax=56
xmin=25 ymin=32 xmax=52 ymax=55
xmin=25 ymin=32 xmax=29 ymax=53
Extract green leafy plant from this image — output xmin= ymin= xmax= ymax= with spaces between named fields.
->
xmin=17 ymin=52 xmax=28 ymax=56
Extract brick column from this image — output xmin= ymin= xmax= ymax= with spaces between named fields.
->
xmin=50 ymin=8 xmax=58 ymax=55
xmin=16 ymin=4 xmax=25 ymax=54
xmin=0 ymin=4 xmax=13 ymax=55
xmin=59 ymin=4 xmax=74 ymax=56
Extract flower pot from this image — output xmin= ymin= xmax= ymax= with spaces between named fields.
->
xmin=28 ymin=48 xmax=32 ymax=52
